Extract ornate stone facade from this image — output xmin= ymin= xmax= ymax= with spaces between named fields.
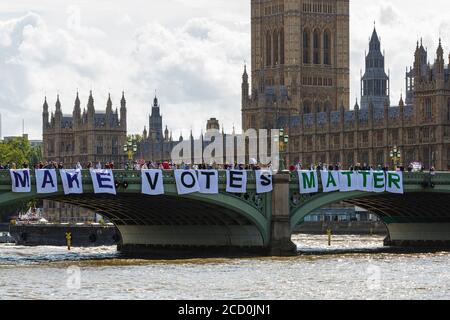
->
xmin=242 ymin=0 xmax=450 ymax=170
xmin=242 ymin=0 xmax=350 ymax=131
xmin=42 ymin=91 xmax=127 ymax=168
xmin=137 ymin=96 xmax=177 ymax=162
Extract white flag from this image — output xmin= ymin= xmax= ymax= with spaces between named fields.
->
xmin=197 ymin=170 xmax=219 ymax=194
xmin=357 ymin=171 xmax=374 ymax=192
xmin=339 ymin=171 xmax=358 ymax=192
xmin=298 ymin=170 xmax=318 ymax=194
xmin=174 ymin=170 xmax=200 ymax=195
xmin=141 ymin=169 xmax=164 ymax=196
xmin=10 ymin=169 xmax=31 ymax=193
xmin=372 ymin=171 xmax=386 ymax=193
xmin=226 ymin=170 xmax=247 ymax=193
xmin=90 ymin=169 xmax=116 ymax=195
xmin=60 ymin=169 xmax=83 ymax=195
xmin=386 ymin=171 xmax=404 ymax=194
xmin=255 ymin=170 xmax=273 ymax=194
xmin=35 ymin=169 xmax=58 ymax=194
xmin=320 ymin=171 xmax=340 ymax=193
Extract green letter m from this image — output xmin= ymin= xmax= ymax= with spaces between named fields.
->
xmin=302 ymin=172 xmax=316 ymax=189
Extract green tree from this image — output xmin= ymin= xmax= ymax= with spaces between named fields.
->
xmin=0 ymin=137 xmax=42 ymax=167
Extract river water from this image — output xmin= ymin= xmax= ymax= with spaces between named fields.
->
xmin=1 ymin=234 xmax=449 ymax=300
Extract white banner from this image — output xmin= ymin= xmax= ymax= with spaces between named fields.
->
xmin=372 ymin=171 xmax=386 ymax=193
xmin=255 ymin=170 xmax=273 ymax=194
xmin=174 ymin=170 xmax=200 ymax=195
xmin=339 ymin=171 xmax=358 ymax=192
xmin=197 ymin=170 xmax=219 ymax=194
xmin=357 ymin=171 xmax=374 ymax=192
xmin=35 ymin=169 xmax=58 ymax=194
xmin=386 ymin=171 xmax=404 ymax=194
xmin=226 ymin=170 xmax=247 ymax=193
xmin=60 ymin=169 xmax=83 ymax=195
xmin=141 ymin=169 xmax=164 ymax=196
xmin=320 ymin=170 xmax=340 ymax=193
xmin=6 ymin=169 xmax=406 ymax=196
xmin=298 ymin=170 xmax=319 ymax=194
xmin=90 ymin=169 xmax=116 ymax=195
xmin=10 ymin=169 xmax=31 ymax=193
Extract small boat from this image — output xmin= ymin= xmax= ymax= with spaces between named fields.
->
xmin=0 ymin=231 xmax=15 ymax=244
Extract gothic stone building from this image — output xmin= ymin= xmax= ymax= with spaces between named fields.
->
xmin=137 ymin=96 xmax=178 ymax=162
xmin=137 ymin=95 xmax=232 ymax=164
xmin=42 ymin=91 xmax=127 ymax=168
xmin=242 ymin=0 xmax=450 ymax=170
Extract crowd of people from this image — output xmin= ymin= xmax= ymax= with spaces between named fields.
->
xmin=0 ymin=159 xmax=436 ymax=173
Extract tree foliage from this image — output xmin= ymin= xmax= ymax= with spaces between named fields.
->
xmin=0 ymin=138 xmax=42 ymax=167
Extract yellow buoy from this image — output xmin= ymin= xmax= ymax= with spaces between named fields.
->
xmin=65 ymin=232 xmax=72 ymax=251
xmin=327 ymin=229 xmax=332 ymax=246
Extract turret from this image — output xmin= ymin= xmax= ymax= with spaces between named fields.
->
xmin=73 ymin=92 xmax=81 ymax=124
xmin=87 ymin=91 xmax=95 ymax=123
xmin=120 ymin=91 xmax=127 ymax=129
xmin=106 ymin=93 xmax=113 ymax=113
xmin=435 ymin=39 xmax=445 ymax=78
xmin=55 ymin=95 xmax=62 ymax=128
xmin=361 ymin=26 xmax=390 ymax=109
xmin=354 ymin=98 xmax=359 ymax=110
xmin=399 ymin=94 xmax=405 ymax=107
xmin=43 ymin=97 xmax=49 ymax=128
xmin=242 ymin=65 xmax=249 ymax=109
xmin=106 ymin=93 xmax=113 ymax=127
xmin=143 ymin=126 xmax=148 ymax=140
xmin=164 ymin=125 xmax=169 ymax=141
xmin=149 ymin=94 xmax=162 ymax=141
xmin=414 ymin=39 xmax=428 ymax=80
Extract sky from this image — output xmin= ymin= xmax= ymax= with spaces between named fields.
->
xmin=0 ymin=0 xmax=449 ymax=140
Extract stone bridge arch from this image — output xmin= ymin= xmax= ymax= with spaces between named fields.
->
xmin=0 ymin=170 xmax=272 ymax=254
xmin=289 ymin=174 xmax=450 ymax=247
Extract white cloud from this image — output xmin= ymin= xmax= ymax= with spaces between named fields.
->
xmin=1 ymin=0 xmax=450 ymax=140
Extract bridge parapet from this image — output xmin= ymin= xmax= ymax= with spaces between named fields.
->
xmin=288 ymin=171 xmax=450 ymax=220
xmin=0 ymin=170 xmax=258 ymax=191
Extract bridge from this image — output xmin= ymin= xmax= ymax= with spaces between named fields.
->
xmin=1 ymin=170 xmax=449 ymax=256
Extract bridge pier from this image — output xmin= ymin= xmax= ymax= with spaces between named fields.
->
xmin=384 ymin=223 xmax=450 ymax=248
xmin=268 ymin=174 xmax=297 ymax=256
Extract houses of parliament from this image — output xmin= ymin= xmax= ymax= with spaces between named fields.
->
xmin=242 ymin=0 xmax=450 ymax=170
xmin=42 ymin=91 xmax=127 ymax=168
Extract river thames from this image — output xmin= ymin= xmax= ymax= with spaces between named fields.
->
xmin=1 ymin=234 xmax=449 ymax=300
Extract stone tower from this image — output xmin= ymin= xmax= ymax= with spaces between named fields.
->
xmin=360 ymin=27 xmax=390 ymax=109
xmin=242 ymin=0 xmax=350 ymax=131
xmin=206 ymin=118 xmax=220 ymax=131
xmin=149 ymin=95 xmax=163 ymax=142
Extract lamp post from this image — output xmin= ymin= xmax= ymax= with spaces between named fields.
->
xmin=275 ymin=128 xmax=289 ymax=172
xmin=123 ymin=136 xmax=138 ymax=169
xmin=389 ymin=146 xmax=401 ymax=170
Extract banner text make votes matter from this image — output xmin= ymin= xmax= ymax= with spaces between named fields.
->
xmin=8 ymin=169 xmax=404 ymax=195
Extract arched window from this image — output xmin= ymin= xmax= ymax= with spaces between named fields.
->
xmin=324 ymin=101 xmax=332 ymax=112
xmin=425 ymin=98 xmax=432 ymax=120
xmin=323 ymin=30 xmax=331 ymax=65
xmin=280 ymin=29 xmax=285 ymax=65
xmin=376 ymin=151 xmax=384 ymax=166
xmin=273 ymin=30 xmax=279 ymax=65
xmin=315 ymin=101 xmax=322 ymax=113
xmin=266 ymin=32 xmax=272 ymax=66
xmin=303 ymin=29 xmax=310 ymax=64
xmin=313 ymin=29 xmax=320 ymax=64
xmin=303 ymin=101 xmax=311 ymax=114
